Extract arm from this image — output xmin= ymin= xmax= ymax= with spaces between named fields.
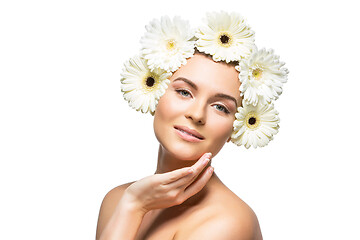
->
xmin=96 ymin=183 xmax=141 ymax=240
xmin=98 ymin=192 xmax=146 ymax=240
xmin=96 ymin=152 xmax=214 ymax=240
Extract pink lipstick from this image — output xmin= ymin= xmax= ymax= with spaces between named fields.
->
xmin=174 ymin=125 xmax=204 ymax=142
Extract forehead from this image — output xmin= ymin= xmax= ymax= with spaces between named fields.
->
xmin=170 ymin=53 xmax=241 ymax=103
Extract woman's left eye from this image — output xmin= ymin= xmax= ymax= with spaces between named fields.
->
xmin=214 ymin=104 xmax=230 ymax=114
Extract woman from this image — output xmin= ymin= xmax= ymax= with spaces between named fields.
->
xmin=96 ymin=12 xmax=287 ymax=240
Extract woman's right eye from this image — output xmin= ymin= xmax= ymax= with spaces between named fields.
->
xmin=176 ymin=89 xmax=191 ymax=97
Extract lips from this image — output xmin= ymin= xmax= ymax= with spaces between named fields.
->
xmin=174 ymin=125 xmax=204 ymax=140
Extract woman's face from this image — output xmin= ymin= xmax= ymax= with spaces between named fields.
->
xmin=153 ymin=53 xmax=241 ymax=160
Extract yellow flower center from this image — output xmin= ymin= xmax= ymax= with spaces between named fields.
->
xmin=245 ymin=112 xmax=260 ymax=129
xmin=252 ymin=68 xmax=263 ymax=80
xmin=217 ymin=32 xmax=233 ymax=48
xmin=166 ymin=39 xmax=176 ymax=50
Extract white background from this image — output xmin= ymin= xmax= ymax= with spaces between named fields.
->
xmin=1 ymin=0 xmax=359 ymax=239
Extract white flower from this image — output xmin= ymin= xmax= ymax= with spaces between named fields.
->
xmin=140 ymin=16 xmax=196 ymax=72
xmin=231 ymin=100 xmax=280 ymax=149
xmin=195 ymin=11 xmax=255 ymax=63
xmin=120 ymin=55 xmax=172 ymax=115
xmin=236 ymin=48 xmax=289 ymax=106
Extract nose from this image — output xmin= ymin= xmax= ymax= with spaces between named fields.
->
xmin=185 ymin=99 xmax=206 ymax=125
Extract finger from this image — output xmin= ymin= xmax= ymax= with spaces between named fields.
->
xmin=182 ymin=166 xmax=214 ymax=200
xmin=165 ymin=152 xmax=212 ymax=188
xmin=159 ymin=167 xmax=194 ymax=185
xmin=186 ymin=152 xmax=212 ymax=182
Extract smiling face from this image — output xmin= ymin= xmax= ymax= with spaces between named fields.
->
xmin=153 ymin=53 xmax=241 ymax=160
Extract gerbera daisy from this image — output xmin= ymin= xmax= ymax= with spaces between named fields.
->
xmin=236 ymin=48 xmax=289 ymax=106
xmin=120 ymin=55 xmax=172 ymax=115
xmin=231 ymin=100 xmax=280 ymax=149
xmin=140 ymin=15 xmax=196 ymax=72
xmin=195 ymin=11 xmax=255 ymax=63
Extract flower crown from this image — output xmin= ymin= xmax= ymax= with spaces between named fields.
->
xmin=120 ymin=11 xmax=289 ymax=149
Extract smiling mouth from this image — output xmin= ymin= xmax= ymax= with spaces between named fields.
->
xmin=174 ymin=126 xmax=204 ymax=140
xmin=177 ymin=129 xmax=202 ymax=139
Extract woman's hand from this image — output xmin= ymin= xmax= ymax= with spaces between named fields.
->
xmin=123 ymin=152 xmax=214 ymax=214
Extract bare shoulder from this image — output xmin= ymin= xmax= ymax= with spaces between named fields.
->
xmin=219 ymin=196 xmax=263 ymax=240
xmin=176 ymin=188 xmax=262 ymax=240
xmin=95 ymin=181 xmax=135 ymax=240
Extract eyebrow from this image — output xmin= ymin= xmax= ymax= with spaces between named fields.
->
xmin=173 ymin=77 xmax=238 ymax=107
xmin=173 ymin=77 xmax=198 ymax=90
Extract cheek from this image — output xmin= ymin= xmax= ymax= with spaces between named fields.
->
xmin=211 ymin=113 xmax=234 ymax=135
xmin=208 ymin=115 xmax=234 ymax=146
xmin=155 ymin=93 xmax=177 ymax=121
xmin=153 ymin=91 xmax=182 ymax=134
xmin=156 ymin=91 xmax=190 ymax=120
xmin=218 ymin=122 xmax=234 ymax=141
xmin=205 ymin=118 xmax=234 ymax=157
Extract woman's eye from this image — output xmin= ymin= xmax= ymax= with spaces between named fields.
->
xmin=176 ymin=89 xmax=191 ymax=97
xmin=214 ymin=104 xmax=230 ymax=114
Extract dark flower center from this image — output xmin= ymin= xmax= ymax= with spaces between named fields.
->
xmin=146 ymin=77 xmax=155 ymax=87
xmin=220 ymin=34 xmax=230 ymax=44
xmin=248 ymin=117 xmax=256 ymax=125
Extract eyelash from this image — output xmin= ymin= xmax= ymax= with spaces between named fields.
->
xmin=176 ymin=89 xmax=191 ymax=98
xmin=214 ymin=104 xmax=230 ymax=114
xmin=175 ymin=89 xmax=230 ymax=114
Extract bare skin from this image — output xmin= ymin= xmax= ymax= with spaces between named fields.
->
xmin=96 ymin=53 xmax=263 ymax=240
xmin=96 ymin=153 xmax=262 ymax=240
xmin=96 ymin=153 xmax=217 ymax=240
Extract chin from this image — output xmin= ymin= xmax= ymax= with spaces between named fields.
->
xmin=162 ymin=142 xmax=208 ymax=161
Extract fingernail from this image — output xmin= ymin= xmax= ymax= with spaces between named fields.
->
xmin=203 ymin=158 xmax=210 ymax=165
xmin=207 ymin=152 xmax=212 ymax=158
xmin=208 ymin=167 xmax=214 ymax=173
